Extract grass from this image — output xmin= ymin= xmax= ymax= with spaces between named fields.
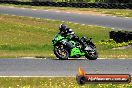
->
xmin=1 ymin=3 xmax=132 ymax=17
xmin=0 ymin=14 xmax=131 ymax=58
xmin=0 ymin=77 xmax=131 ymax=88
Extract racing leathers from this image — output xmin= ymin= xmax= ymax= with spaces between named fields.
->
xmin=58 ymin=28 xmax=81 ymax=49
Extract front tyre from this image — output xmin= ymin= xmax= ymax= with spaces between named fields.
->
xmin=54 ymin=45 xmax=69 ymax=60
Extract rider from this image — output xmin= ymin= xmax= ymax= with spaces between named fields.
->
xmin=58 ymin=24 xmax=80 ymax=42
xmin=58 ymin=24 xmax=96 ymax=49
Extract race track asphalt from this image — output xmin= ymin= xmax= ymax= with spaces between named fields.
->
xmin=0 ymin=6 xmax=132 ymax=76
xmin=0 ymin=6 xmax=132 ymax=30
xmin=0 ymin=58 xmax=131 ymax=76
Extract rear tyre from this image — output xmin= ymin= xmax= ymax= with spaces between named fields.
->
xmin=54 ymin=45 xmax=69 ymax=60
xmin=85 ymin=46 xmax=98 ymax=60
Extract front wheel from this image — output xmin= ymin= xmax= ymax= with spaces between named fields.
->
xmin=85 ymin=49 xmax=98 ymax=60
xmin=54 ymin=45 xmax=69 ymax=60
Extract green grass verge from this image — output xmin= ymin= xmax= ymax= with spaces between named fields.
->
xmin=0 ymin=14 xmax=131 ymax=58
xmin=1 ymin=4 xmax=132 ymax=17
xmin=0 ymin=77 xmax=131 ymax=88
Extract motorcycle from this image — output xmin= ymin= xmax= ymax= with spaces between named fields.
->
xmin=52 ymin=34 xmax=98 ymax=60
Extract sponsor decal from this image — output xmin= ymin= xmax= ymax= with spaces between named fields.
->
xmin=76 ymin=67 xmax=131 ymax=85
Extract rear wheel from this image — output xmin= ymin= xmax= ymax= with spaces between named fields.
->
xmin=54 ymin=45 xmax=69 ymax=60
xmin=85 ymin=46 xmax=98 ymax=60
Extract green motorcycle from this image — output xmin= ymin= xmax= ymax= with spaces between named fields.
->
xmin=52 ymin=34 xmax=98 ymax=60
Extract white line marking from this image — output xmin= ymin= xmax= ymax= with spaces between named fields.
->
xmin=36 ymin=18 xmax=41 ymax=19
xmin=102 ymin=27 xmax=106 ymax=28
xmin=21 ymin=8 xmax=25 ymax=10
xmin=3 ymin=57 xmax=131 ymax=60
xmin=98 ymin=58 xmax=132 ymax=59
xmin=9 ymin=7 xmax=14 ymax=9
xmin=78 ymin=13 xmax=82 ymax=14
xmin=66 ymin=12 xmax=70 ymax=13
xmin=21 ymin=57 xmax=41 ymax=59
xmin=11 ymin=15 xmax=16 ymax=16
xmin=0 ymin=76 xmax=75 ymax=77
xmin=118 ymin=29 xmax=123 ymax=30
xmin=81 ymin=24 xmax=85 ymax=26
xmin=112 ymin=16 xmax=117 ymax=17
xmin=74 ymin=23 xmax=79 ymax=24
xmin=118 ymin=58 xmax=126 ymax=59
xmin=29 ymin=17 xmax=33 ymax=19
xmin=32 ymin=9 xmax=37 ymax=11
xmin=56 ymin=11 xmax=60 ymax=12
xmin=0 ymin=75 xmax=131 ymax=77
xmin=44 ymin=10 xmax=49 ymax=11
xmin=51 ymin=19 xmax=56 ymax=21
xmin=88 ymin=25 xmax=93 ymax=26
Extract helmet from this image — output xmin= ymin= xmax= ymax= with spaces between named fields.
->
xmin=59 ymin=24 xmax=67 ymax=32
